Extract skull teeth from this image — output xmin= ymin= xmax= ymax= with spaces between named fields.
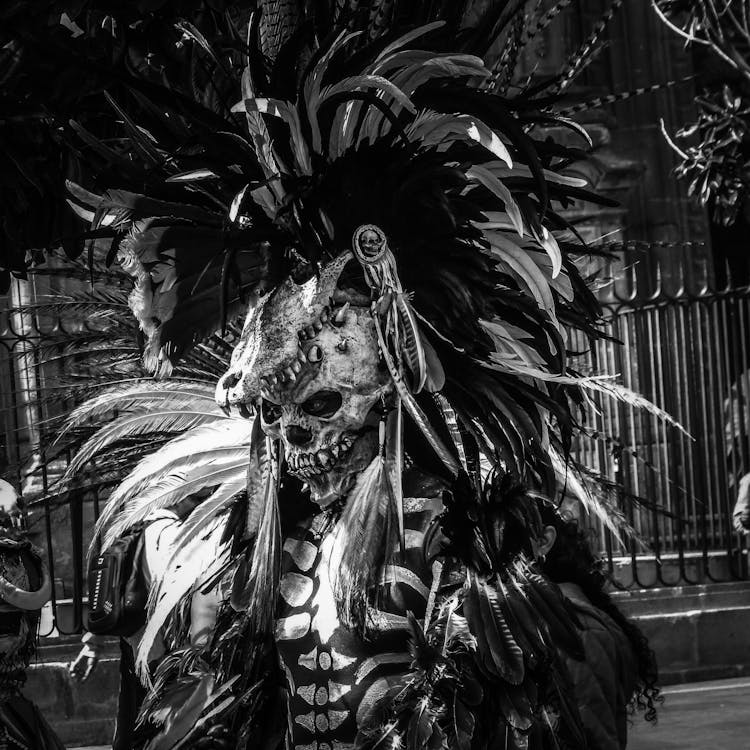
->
xmin=287 ymin=437 xmax=355 ymax=479
xmin=307 ymin=345 xmax=323 ymax=363
xmin=332 ymin=302 xmax=349 ymax=327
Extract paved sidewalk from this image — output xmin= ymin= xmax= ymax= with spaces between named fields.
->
xmin=71 ymin=677 xmax=750 ymax=750
xmin=629 ymin=676 xmax=750 ymax=749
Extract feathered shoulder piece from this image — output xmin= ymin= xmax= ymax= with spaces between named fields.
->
xmin=357 ymin=469 xmax=588 ymax=749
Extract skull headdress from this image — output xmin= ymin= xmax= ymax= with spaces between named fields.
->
xmin=218 ymin=253 xmax=392 ymax=507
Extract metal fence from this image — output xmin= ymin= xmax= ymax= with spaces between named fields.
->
xmin=573 ymin=253 xmax=750 ymax=588
xmin=1 ymin=274 xmax=108 ymax=637
xmin=1 ymin=251 xmax=749 ymax=636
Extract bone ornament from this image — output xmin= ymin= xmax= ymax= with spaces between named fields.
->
xmin=0 ymin=560 xmax=51 ymax=612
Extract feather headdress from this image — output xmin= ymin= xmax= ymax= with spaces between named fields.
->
xmin=64 ymin=4 xmax=625 ymax=493
xmin=9 ymin=2 xmax=673 ymax=747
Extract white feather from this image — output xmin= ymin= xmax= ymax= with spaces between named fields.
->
xmin=136 ymin=518 xmax=228 ymax=678
xmin=57 ymin=381 xmax=217 ymax=443
xmin=102 ymin=460 xmax=248 ymax=550
xmin=102 ymin=420 xmax=252 ymax=515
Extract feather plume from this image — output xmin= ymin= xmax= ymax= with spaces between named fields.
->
xmin=94 ymin=420 xmax=252 ymax=521
xmin=243 ymin=438 xmax=281 ymax=635
xmin=329 ymin=453 xmax=397 ymax=633
xmin=553 ymin=0 xmax=624 ymax=94
xmin=137 ymin=518 xmax=228 ymax=679
xmin=374 ymin=314 xmax=460 ymax=476
xmin=60 ymin=408 xmax=227 ymax=482
xmin=101 ymin=462 xmax=247 ymax=551
xmin=57 ymin=381 xmax=219 ymax=443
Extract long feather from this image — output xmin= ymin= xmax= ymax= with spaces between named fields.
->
xmin=244 ymin=438 xmax=281 ymax=634
xmin=373 ymin=314 xmax=460 ymax=476
xmin=60 ymin=408 xmax=227 ymax=482
xmin=102 ymin=463 xmax=247 ymax=551
xmin=395 ymin=293 xmax=427 ymax=393
xmin=57 ymin=381 xmax=218 ymax=442
xmin=329 ymin=453 xmax=397 ymax=631
xmin=519 ymin=0 xmax=574 ymax=47
xmin=553 ymin=0 xmax=624 ymax=94
xmin=137 ymin=518 xmax=228 ymax=679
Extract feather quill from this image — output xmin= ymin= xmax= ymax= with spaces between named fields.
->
xmin=329 ymin=453 xmax=397 ymax=631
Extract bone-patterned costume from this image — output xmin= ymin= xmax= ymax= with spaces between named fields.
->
xmin=276 ymin=479 xmax=442 ymax=748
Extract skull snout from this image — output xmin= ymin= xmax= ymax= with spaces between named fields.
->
xmin=221 ymin=370 xmax=241 ymax=391
xmin=215 ymin=367 xmax=256 ymax=417
xmin=285 ymin=424 xmax=313 ymax=446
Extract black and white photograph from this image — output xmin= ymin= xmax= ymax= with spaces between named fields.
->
xmin=1 ymin=2 xmax=749 ymax=748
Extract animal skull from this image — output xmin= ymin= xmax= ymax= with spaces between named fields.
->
xmin=217 ymin=254 xmax=392 ymax=506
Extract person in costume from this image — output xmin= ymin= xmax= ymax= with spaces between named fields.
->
xmin=70 ymin=489 xmax=216 ymax=750
xmin=15 ymin=2 xmax=678 ymax=748
xmin=534 ymin=501 xmax=662 ymax=750
xmin=0 ymin=485 xmax=64 ymax=750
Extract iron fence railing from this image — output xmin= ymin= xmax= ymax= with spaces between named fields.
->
xmin=1 ymin=253 xmax=749 ymax=636
xmin=1 ymin=276 xmax=109 ymax=637
xmin=572 ymin=256 xmax=750 ymax=588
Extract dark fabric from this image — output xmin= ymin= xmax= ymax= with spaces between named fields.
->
xmin=113 ymin=637 xmax=148 ymax=750
xmin=88 ymin=523 xmax=148 ymax=637
xmin=558 ymin=583 xmax=637 ymax=750
xmin=0 ymin=695 xmax=65 ymax=750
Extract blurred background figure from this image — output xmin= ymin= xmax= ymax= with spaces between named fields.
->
xmin=732 ymin=472 xmax=750 ymax=535
xmin=535 ymin=500 xmax=662 ymax=750
xmin=69 ymin=488 xmax=218 ymax=750
xmin=0 ymin=481 xmax=64 ymax=748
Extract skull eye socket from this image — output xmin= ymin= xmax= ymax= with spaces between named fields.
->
xmin=0 ymin=612 xmax=22 ymax=636
xmin=300 ymin=390 xmax=342 ymax=419
xmin=260 ymin=398 xmax=282 ymax=424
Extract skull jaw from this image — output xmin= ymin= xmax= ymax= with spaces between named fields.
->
xmin=288 ymin=429 xmax=379 ymax=508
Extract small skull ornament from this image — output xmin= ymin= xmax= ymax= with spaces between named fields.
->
xmin=217 ymin=253 xmax=392 ymax=506
xmin=352 ymin=224 xmax=387 ymax=264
